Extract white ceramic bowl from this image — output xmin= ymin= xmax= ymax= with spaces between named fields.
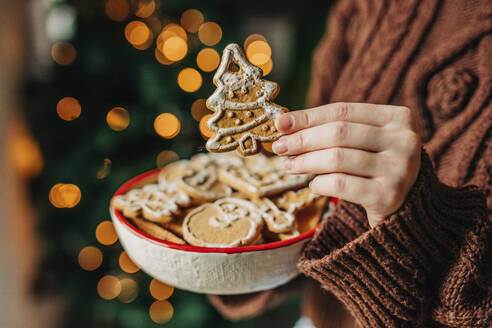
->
xmin=110 ymin=169 xmax=323 ymax=295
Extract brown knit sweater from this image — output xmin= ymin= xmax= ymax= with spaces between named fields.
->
xmin=210 ymin=0 xmax=492 ymax=327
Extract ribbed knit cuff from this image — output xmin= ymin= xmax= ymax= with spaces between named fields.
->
xmin=298 ymin=150 xmax=489 ymax=327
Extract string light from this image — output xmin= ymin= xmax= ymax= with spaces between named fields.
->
xmin=97 ymin=275 xmax=122 ymax=300
xmin=118 ymin=277 xmax=139 ymax=303
xmin=149 ymin=279 xmax=174 ymax=300
xmin=105 ymin=0 xmax=130 ymax=22
xmin=149 ymin=300 xmax=173 ymax=324
xmin=199 ymin=113 xmax=214 ymax=138
xmin=96 ymin=158 xmax=112 ymax=179
xmin=177 ymin=68 xmax=202 ymax=92
xmin=198 ymin=22 xmax=222 ymax=46
xmin=119 ymin=251 xmax=140 ymax=273
xmin=95 ymin=221 xmax=118 ymax=245
xmin=159 ymin=24 xmax=187 ymax=43
xmin=246 ymin=40 xmax=271 ymax=66
xmin=180 ymin=9 xmax=204 ymax=33
xmin=135 ymin=0 xmax=155 ymax=18
xmin=78 ymin=246 xmax=103 ymax=271
xmin=51 ymin=42 xmax=76 ymax=66
xmin=156 ymin=150 xmax=179 ymax=168
xmin=191 ymin=99 xmax=211 ymax=121
xmin=125 ymin=21 xmax=153 ymax=50
xmin=162 ymin=36 xmax=187 ymax=61
xmin=196 ymin=48 xmax=220 ymax=72
xmin=258 ymin=58 xmax=273 ymax=76
xmin=154 ymin=113 xmax=181 ymax=139
xmin=155 ymin=47 xmax=174 ymax=65
xmin=243 ymin=33 xmax=267 ymax=50
xmin=49 ymin=183 xmax=81 ymax=208
xmin=57 ymin=97 xmax=81 ymax=121
xmin=106 ymin=107 xmax=130 ymax=131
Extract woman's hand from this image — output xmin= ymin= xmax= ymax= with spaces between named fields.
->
xmin=272 ymin=102 xmax=421 ymax=228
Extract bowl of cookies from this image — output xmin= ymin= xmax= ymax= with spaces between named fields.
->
xmin=110 ymin=153 xmax=332 ymax=295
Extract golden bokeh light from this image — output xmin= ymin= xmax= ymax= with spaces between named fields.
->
xmin=105 ymin=0 xmax=130 ymax=22
xmin=97 ymin=275 xmax=122 ymax=300
xmin=149 ymin=300 xmax=174 ymax=324
xmin=198 ymin=22 xmax=222 ymax=46
xmin=199 ymin=113 xmax=214 ymax=139
xmin=119 ymin=251 xmax=140 ymax=273
xmin=78 ymin=246 xmax=103 ymax=271
xmin=50 ymin=183 xmax=81 ymax=208
xmin=154 ymin=113 xmax=181 ymax=139
xmin=158 ymin=24 xmax=187 ymax=44
xmin=246 ymin=40 xmax=271 ymax=66
xmin=180 ymin=9 xmax=204 ymax=33
xmin=155 ymin=47 xmax=174 ymax=65
xmin=118 ymin=277 xmax=139 ymax=303
xmin=145 ymin=15 xmax=161 ymax=35
xmin=11 ymin=125 xmax=43 ymax=178
xmin=163 ymin=37 xmax=187 ymax=61
xmin=191 ymin=99 xmax=211 ymax=121
xmin=95 ymin=221 xmax=118 ymax=246
xmin=96 ymin=158 xmax=112 ymax=179
xmin=149 ymin=279 xmax=174 ymax=300
xmin=258 ymin=58 xmax=273 ymax=76
xmin=107 ymin=107 xmax=130 ymax=131
xmin=125 ymin=21 xmax=153 ymax=49
xmin=196 ymin=48 xmax=220 ymax=72
xmin=135 ymin=0 xmax=155 ymax=18
xmin=57 ymin=97 xmax=81 ymax=121
xmin=177 ymin=68 xmax=202 ymax=93
xmin=51 ymin=42 xmax=76 ymax=66
xmin=156 ymin=150 xmax=179 ymax=168
xmin=243 ymin=33 xmax=267 ymax=51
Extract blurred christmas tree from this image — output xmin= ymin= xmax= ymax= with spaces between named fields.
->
xmin=22 ymin=0 xmax=334 ymax=326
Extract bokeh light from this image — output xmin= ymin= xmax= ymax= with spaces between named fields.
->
xmin=78 ymin=246 xmax=103 ymax=271
xmin=51 ymin=42 xmax=76 ymax=66
xmin=119 ymin=251 xmax=140 ymax=273
xmin=246 ymin=40 xmax=271 ymax=66
xmin=191 ymin=98 xmax=211 ymax=121
xmin=149 ymin=279 xmax=174 ymax=300
xmin=106 ymin=107 xmax=130 ymax=131
xmin=244 ymin=33 xmax=267 ymax=50
xmin=105 ymin=0 xmax=130 ymax=22
xmin=57 ymin=97 xmax=81 ymax=121
xmin=156 ymin=150 xmax=179 ymax=168
xmin=145 ymin=15 xmax=161 ymax=35
xmin=125 ymin=21 xmax=153 ymax=50
xmin=159 ymin=24 xmax=187 ymax=44
xmin=198 ymin=22 xmax=222 ymax=46
xmin=177 ymin=68 xmax=202 ymax=92
xmin=11 ymin=126 xmax=44 ymax=178
xmin=149 ymin=300 xmax=174 ymax=324
xmin=118 ymin=277 xmax=139 ymax=303
xmin=162 ymin=36 xmax=187 ymax=61
xmin=96 ymin=158 xmax=112 ymax=179
xmin=50 ymin=183 xmax=81 ymax=208
xmin=154 ymin=113 xmax=181 ymax=139
xmin=135 ymin=0 xmax=155 ymax=18
xmin=97 ymin=275 xmax=122 ymax=300
xmin=155 ymin=47 xmax=174 ymax=65
xmin=180 ymin=9 xmax=204 ymax=33
xmin=95 ymin=221 xmax=118 ymax=246
xmin=258 ymin=58 xmax=273 ymax=76
xmin=199 ymin=113 xmax=214 ymax=139
xmin=196 ymin=48 xmax=220 ymax=72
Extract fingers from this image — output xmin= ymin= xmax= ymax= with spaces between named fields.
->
xmin=272 ymin=121 xmax=386 ymax=155
xmin=275 ymin=102 xmax=404 ymax=134
xmin=283 ymin=148 xmax=383 ymax=177
xmin=310 ymin=173 xmax=379 ymax=206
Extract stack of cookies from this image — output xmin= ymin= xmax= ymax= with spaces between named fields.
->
xmin=112 ymin=153 xmax=329 ymax=248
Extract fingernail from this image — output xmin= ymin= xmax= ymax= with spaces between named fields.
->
xmin=272 ymin=138 xmax=287 ymax=154
xmin=284 ymin=159 xmax=292 ymax=170
xmin=275 ymin=114 xmax=293 ymax=131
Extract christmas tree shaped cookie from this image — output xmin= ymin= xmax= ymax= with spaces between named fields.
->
xmin=205 ymin=43 xmax=288 ymax=156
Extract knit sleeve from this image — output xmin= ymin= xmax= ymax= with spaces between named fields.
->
xmin=298 ymin=150 xmax=491 ymax=328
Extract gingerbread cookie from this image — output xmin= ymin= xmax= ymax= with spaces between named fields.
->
xmin=130 ymin=216 xmax=186 ymax=244
xmin=183 ymin=198 xmax=263 ymax=247
xmin=176 ymin=167 xmax=232 ymax=202
xmin=190 ymin=152 xmax=243 ymax=169
xmin=158 ymin=160 xmax=192 ymax=184
xmin=279 ymin=196 xmax=329 ymax=240
xmin=218 ymin=154 xmax=313 ymax=197
xmin=252 ymin=198 xmax=295 ymax=233
xmin=273 ymin=187 xmax=320 ymax=214
xmin=205 ymin=43 xmax=288 ymax=156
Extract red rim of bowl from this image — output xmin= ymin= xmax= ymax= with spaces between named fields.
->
xmin=111 ymin=168 xmax=336 ymax=254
